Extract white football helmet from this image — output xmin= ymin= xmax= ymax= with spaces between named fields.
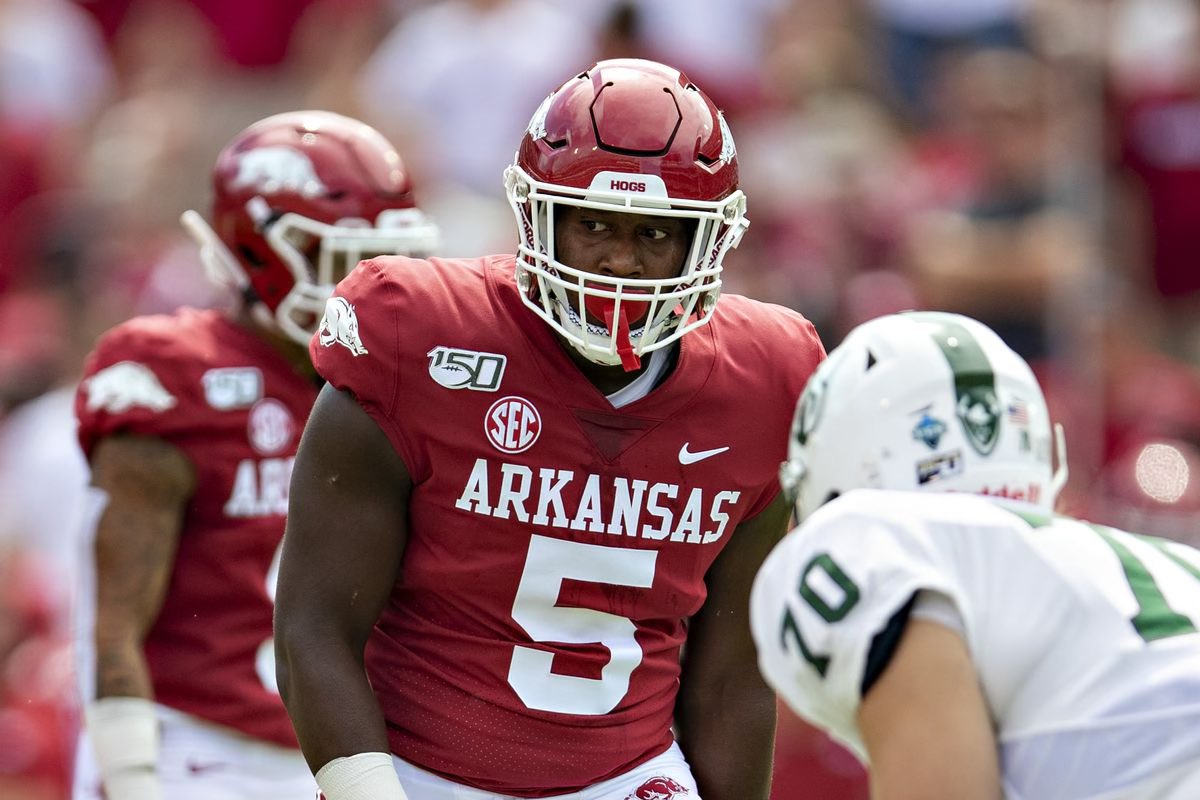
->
xmin=781 ymin=311 xmax=1066 ymax=521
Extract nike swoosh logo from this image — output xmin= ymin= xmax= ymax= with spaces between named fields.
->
xmin=678 ymin=443 xmax=730 ymax=464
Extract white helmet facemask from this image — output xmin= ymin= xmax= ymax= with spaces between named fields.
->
xmin=505 ymin=165 xmax=748 ymax=371
xmin=781 ymin=311 xmax=1067 ymax=522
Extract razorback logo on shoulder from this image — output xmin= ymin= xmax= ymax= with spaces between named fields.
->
xmin=318 ymin=296 xmax=368 ymax=356
xmin=427 ymin=346 xmax=506 ymax=391
xmin=84 ymin=361 xmax=177 ymax=414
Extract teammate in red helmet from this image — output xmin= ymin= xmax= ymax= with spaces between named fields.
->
xmin=73 ymin=110 xmax=437 ymax=800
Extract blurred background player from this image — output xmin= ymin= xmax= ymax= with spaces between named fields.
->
xmin=71 ymin=110 xmax=438 ymax=800
xmin=751 ymin=311 xmax=1200 ymax=799
xmin=274 ymin=58 xmax=826 ymax=800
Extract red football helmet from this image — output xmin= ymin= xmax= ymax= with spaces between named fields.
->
xmin=504 ymin=59 xmax=748 ymax=370
xmin=183 ymin=110 xmax=439 ymax=344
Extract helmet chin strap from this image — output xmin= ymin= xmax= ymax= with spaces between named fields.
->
xmin=584 ymin=294 xmax=647 ymax=372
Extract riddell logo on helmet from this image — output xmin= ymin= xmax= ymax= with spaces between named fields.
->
xmin=980 ymin=483 xmax=1042 ymax=503
xmin=611 ymin=179 xmax=647 ymax=192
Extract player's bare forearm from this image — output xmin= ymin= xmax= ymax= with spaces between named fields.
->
xmin=676 ymin=671 xmax=777 ymax=799
xmin=275 ymin=625 xmax=392 ymax=773
xmin=677 ymin=495 xmax=791 ymax=798
xmin=276 ymin=386 xmax=411 ymax=773
xmin=90 ymin=435 xmax=193 ymax=700
xmin=94 ymin=642 xmax=154 ymax=699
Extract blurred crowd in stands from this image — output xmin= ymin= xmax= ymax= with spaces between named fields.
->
xmin=4 ymin=0 xmax=1200 ymax=796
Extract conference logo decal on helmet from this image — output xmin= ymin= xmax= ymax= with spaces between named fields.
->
xmin=911 ymin=411 xmax=948 ymax=449
xmin=485 ymin=396 xmax=541 ymax=454
xmin=427 ymin=346 xmax=507 ymax=392
xmin=231 ymin=146 xmax=328 ymax=197
xmin=625 ymin=776 xmax=691 ymax=800
xmin=84 ymin=361 xmax=177 ymax=414
xmin=317 ymin=296 xmax=368 ymax=356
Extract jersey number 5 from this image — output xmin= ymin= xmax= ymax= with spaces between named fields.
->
xmin=508 ymin=535 xmax=657 ymax=716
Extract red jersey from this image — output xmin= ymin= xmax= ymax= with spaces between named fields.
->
xmin=75 ymin=308 xmax=318 ymax=747
xmin=311 ymin=255 xmax=825 ymax=796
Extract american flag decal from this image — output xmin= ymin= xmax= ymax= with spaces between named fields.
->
xmin=1008 ymin=399 xmax=1029 ymax=424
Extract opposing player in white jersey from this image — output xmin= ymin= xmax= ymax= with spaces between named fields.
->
xmin=750 ymin=311 xmax=1200 ymax=800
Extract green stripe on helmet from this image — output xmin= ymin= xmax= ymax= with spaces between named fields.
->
xmin=905 ymin=312 xmax=1001 ymax=455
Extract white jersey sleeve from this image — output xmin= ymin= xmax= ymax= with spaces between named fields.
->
xmin=750 ymin=490 xmax=969 ymax=758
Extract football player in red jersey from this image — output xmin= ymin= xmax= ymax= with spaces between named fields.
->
xmin=72 ymin=110 xmax=438 ymax=800
xmin=275 ymin=59 xmax=827 ymax=800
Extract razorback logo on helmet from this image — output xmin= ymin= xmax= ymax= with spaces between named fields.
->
xmin=717 ymin=111 xmax=736 ymax=164
xmin=84 ymin=361 xmax=177 ymax=414
xmin=625 ymin=776 xmax=691 ymax=800
xmin=318 ymin=296 xmax=368 ymax=356
xmin=231 ymin=146 xmax=328 ymax=197
xmin=526 ymin=92 xmax=554 ymax=141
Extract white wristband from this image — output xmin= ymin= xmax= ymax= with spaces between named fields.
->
xmin=316 ymin=752 xmax=408 ymax=800
xmin=85 ymin=696 xmax=162 ymax=800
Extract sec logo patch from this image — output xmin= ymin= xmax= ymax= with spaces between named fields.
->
xmin=248 ymin=398 xmax=294 ymax=455
xmin=485 ymin=396 xmax=541 ymax=454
